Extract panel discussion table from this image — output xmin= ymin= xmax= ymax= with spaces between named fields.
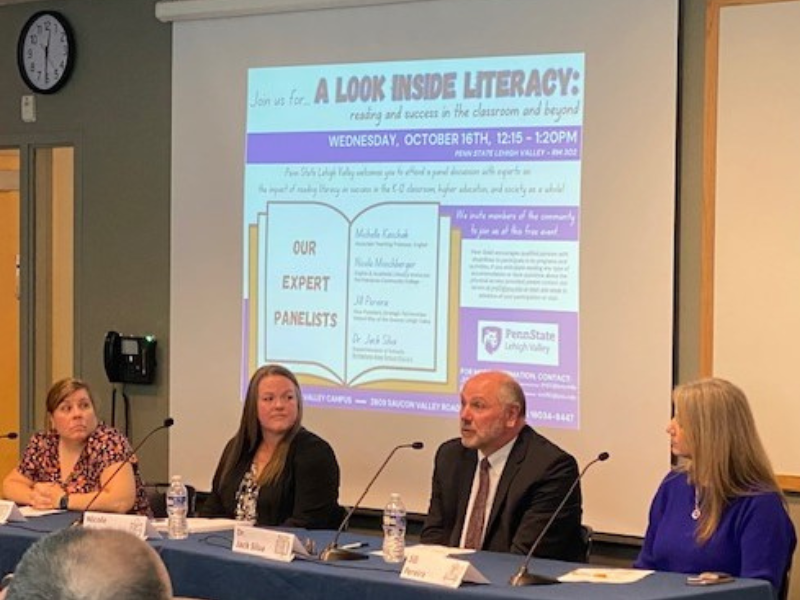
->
xmin=0 ymin=512 xmax=773 ymax=600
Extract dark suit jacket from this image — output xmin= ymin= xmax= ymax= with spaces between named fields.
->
xmin=420 ymin=425 xmax=584 ymax=561
xmin=200 ymin=427 xmax=344 ymax=529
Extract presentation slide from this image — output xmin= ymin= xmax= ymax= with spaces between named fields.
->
xmin=243 ymin=55 xmax=583 ymax=429
xmin=170 ymin=0 xmax=678 ymax=534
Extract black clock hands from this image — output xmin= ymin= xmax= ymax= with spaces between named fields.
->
xmin=36 ymin=28 xmax=51 ymax=85
xmin=42 ymin=27 xmax=61 ymax=83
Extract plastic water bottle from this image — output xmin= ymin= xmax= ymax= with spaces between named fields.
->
xmin=382 ymin=492 xmax=406 ymax=563
xmin=166 ymin=475 xmax=188 ymax=539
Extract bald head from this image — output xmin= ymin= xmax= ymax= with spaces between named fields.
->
xmin=459 ymin=371 xmax=526 ymax=456
xmin=6 ymin=528 xmax=172 ymax=600
xmin=468 ymin=371 xmax=527 ymax=413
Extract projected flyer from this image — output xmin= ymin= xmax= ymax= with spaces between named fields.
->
xmin=243 ymin=54 xmax=583 ymax=429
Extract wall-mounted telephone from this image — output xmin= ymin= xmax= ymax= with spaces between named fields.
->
xmin=103 ymin=331 xmax=157 ymax=384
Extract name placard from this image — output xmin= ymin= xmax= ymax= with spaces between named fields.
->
xmin=82 ymin=511 xmax=160 ymax=539
xmin=232 ymin=525 xmax=310 ymax=562
xmin=0 ymin=500 xmax=26 ymax=525
xmin=401 ymin=547 xmax=489 ymax=588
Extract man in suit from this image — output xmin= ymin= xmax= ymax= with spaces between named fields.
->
xmin=421 ymin=370 xmax=585 ymax=560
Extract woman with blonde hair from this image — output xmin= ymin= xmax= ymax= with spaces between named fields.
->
xmin=201 ymin=364 xmax=343 ymax=527
xmin=635 ymin=378 xmax=796 ymax=593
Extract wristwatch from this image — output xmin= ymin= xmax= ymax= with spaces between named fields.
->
xmin=58 ymin=494 xmax=69 ymax=510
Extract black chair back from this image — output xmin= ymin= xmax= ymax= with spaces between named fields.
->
xmin=580 ymin=524 xmax=594 ymax=563
xmin=144 ymin=482 xmax=197 ymax=518
xmin=779 ymin=568 xmax=791 ymax=600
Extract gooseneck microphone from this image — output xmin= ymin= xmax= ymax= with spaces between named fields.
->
xmin=509 ymin=451 xmax=610 ymax=586
xmin=0 ymin=432 xmax=19 ymax=440
xmin=71 ymin=418 xmax=174 ymax=525
xmin=320 ymin=441 xmax=424 ymax=561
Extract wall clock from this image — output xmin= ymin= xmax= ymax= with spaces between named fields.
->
xmin=17 ymin=11 xmax=75 ymax=94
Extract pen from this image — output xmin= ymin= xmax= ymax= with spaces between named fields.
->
xmin=340 ymin=542 xmax=368 ymax=550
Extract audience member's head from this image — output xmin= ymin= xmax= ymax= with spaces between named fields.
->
xmin=5 ymin=527 xmax=172 ymax=600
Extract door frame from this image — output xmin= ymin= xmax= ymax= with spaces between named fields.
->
xmin=0 ymin=132 xmax=81 ymax=441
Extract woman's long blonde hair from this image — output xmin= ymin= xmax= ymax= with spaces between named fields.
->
xmin=220 ymin=364 xmax=303 ymax=487
xmin=673 ymin=377 xmax=783 ymax=542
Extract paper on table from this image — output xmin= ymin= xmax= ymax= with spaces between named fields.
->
xmin=19 ymin=506 xmax=62 ymax=517
xmin=559 ymin=568 xmax=654 ymax=584
xmin=412 ymin=544 xmax=476 ymax=556
xmin=370 ymin=543 xmax=476 ymax=557
xmin=151 ymin=517 xmax=239 ymax=534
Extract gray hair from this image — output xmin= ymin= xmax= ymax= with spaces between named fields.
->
xmin=6 ymin=528 xmax=171 ymax=600
xmin=497 ymin=373 xmax=527 ymax=416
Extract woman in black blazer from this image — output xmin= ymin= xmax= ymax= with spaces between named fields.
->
xmin=201 ymin=364 xmax=343 ymax=528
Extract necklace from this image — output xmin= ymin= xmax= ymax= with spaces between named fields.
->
xmin=691 ymin=488 xmax=701 ymax=521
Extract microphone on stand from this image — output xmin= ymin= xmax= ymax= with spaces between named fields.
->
xmin=71 ymin=418 xmax=174 ymax=526
xmin=320 ymin=441 xmax=424 ymax=562
xmin=509 ymin=451 xmax=610 ymax=586
xmin=0 ymin=432 xmax=18 ymax=440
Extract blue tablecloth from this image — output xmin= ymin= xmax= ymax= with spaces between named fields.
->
xmin=0 ymin=513 xmax=773 ymax=600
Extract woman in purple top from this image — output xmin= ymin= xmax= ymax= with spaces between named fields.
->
xmin=635 ymin=378 xmax=796 ymax=595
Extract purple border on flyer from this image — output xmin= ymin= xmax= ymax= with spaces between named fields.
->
xmin=246 ymin=127 xmax=582 ymax=164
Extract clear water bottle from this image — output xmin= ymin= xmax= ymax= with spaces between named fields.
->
xmin=166 ymin=475 xmax=188 ymax=539
xmin=382 ymin=492 xmax=406 ymax=563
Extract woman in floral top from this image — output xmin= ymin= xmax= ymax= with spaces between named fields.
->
xmin=2 ymin=377 xmax=150 ymax=516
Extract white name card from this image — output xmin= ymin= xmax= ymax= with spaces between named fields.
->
xmin=0 ymin=500 xmax=26 ymax=524
xmin=82 ymin=511 xmax=160 ymax=539
xmin=401 ymin=547 xmax=490 ymax=588
xmin=232 ymin=525 xmax=310 ymax=562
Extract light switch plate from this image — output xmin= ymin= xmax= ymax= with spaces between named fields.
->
xmin=21 ymin=95 xmax=36 ymax=123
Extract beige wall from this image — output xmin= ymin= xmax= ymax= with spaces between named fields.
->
xmin=50 ymin=148 xmax=74 ymax=381
xmin=678 ymin=2 xmax=800 ymax=599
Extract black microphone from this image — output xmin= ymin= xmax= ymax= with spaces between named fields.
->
xmin=510 ymin=451 xmax=610 ymax=586
xmin=320 ymin=441 xmax=424 ymax=561
xmin=71 ymin=418 xmax=174 ymax=525
xmin=0 ymin=432 xmax=18 ymax=440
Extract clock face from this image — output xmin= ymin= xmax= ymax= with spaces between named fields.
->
xmin=17 ymin=11 xmax=75 ymax=94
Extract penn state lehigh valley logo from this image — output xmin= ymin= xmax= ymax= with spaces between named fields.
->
xmin=481 ymin=326 xmax=502 ymax=354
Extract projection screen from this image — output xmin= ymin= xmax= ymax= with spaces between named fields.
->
xmin=169 ymin=0 xmax=677 ymax=536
